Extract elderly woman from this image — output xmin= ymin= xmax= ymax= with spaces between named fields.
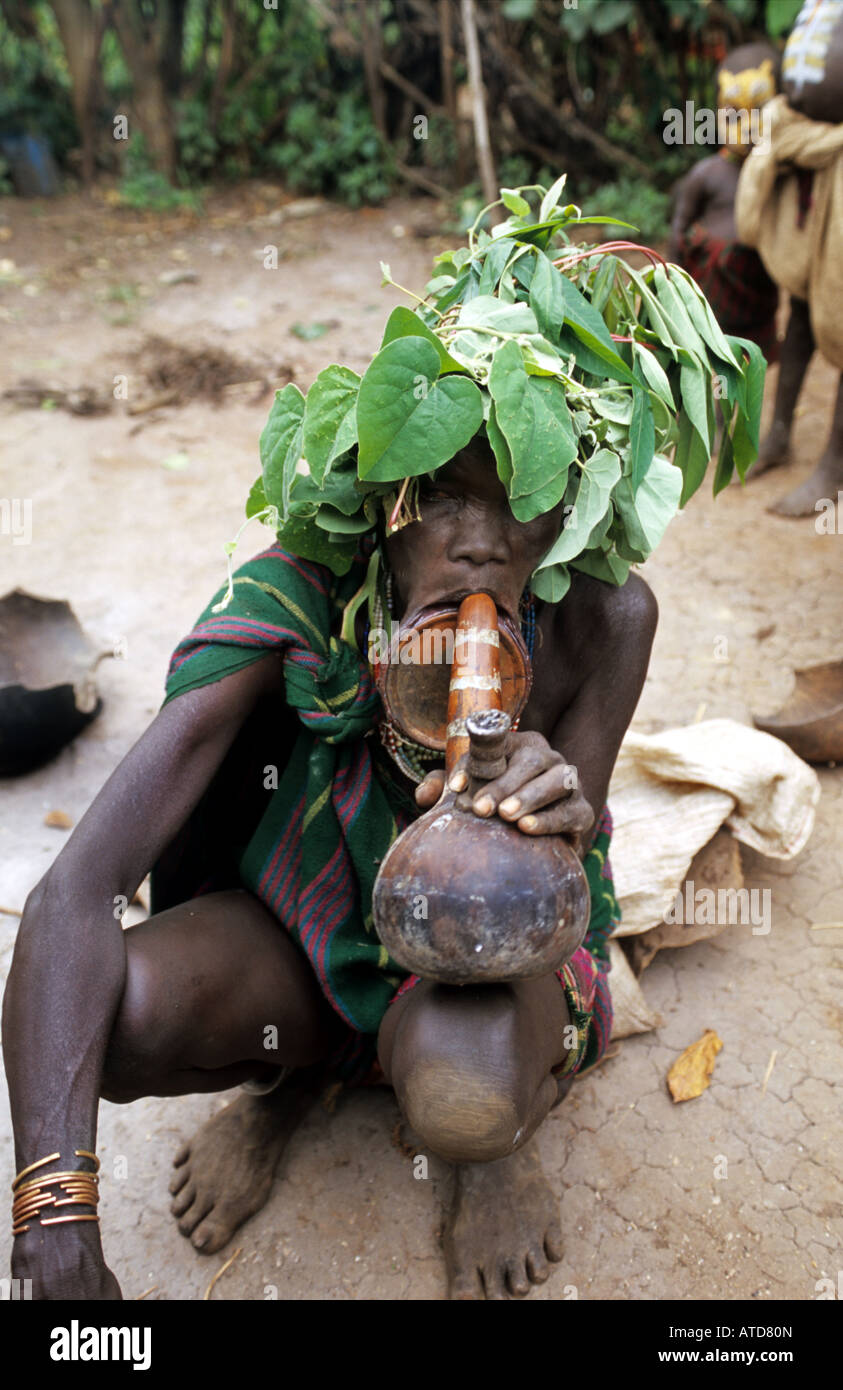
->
xmin=3 ymin=420 xmax=657 ymax=1301
xmin=6 ymin=171 xmax=764 ymax=1301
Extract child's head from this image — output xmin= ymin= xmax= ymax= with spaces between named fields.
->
xmin=716 ymin=42 xmax=780 ymax=157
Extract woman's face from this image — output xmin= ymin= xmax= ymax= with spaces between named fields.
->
xmin=384 ymin=437 xmax=565 ymax=628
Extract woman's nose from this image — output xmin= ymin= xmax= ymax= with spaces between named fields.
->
xmin=447 ymin=508 xmax=510 ymax=568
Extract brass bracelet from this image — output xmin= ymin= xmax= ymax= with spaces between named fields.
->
xmin=11 ymin=1150 xmax=100 ymax=1237
xmin=12 ymin=1149 xmax=99 ymax=1191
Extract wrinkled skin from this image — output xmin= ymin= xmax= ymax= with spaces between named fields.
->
xmin=3 ymin=438 xmax=656 ymax=1300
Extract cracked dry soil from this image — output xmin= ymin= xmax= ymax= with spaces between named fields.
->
xmin=0 ymin=187 xmax=840 ymax=1301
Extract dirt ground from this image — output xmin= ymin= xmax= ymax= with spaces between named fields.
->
xmin=1 ymin=185 xmax=841 ymax=1302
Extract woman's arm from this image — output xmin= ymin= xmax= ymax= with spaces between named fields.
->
xmin=3 ymin=654 xmax=282 ymax=1298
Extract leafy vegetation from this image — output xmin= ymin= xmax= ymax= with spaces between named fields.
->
xmin=0 ymin=0 xmax=800 ymax=212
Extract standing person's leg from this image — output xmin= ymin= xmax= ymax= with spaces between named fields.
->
xmin=750 ymin=296 xmax=814 ymax=475
xmin=769 ymin=371 xmax=843 ymax=515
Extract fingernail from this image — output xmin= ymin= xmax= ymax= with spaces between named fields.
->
xmin=449 ymin=772 xmax=467 ymax=792
xmin=499 ymin=797 xmax=520 ymax=815
xmin=520 ymin=815 xmax=538 ymax=831
xmin=474 ymin=795 xmax=494 ymax=816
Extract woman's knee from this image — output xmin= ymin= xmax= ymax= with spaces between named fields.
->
xmin=388 ymin=984 xmax=536 ymax=1162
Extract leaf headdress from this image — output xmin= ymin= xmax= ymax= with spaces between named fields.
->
xmin=220 ymin=175 xmax=764 ymax=613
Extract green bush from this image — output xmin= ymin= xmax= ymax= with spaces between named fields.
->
xmin=118 ymin=134 xmax=202 ymax=212
xmin=267 ymin=91 xmax=393 ymax=207
xmin=587 ymin=175 xmax=673 ymax=244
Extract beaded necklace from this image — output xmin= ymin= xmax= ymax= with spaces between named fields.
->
xmin=365 ymin=570 xmax=537 ymax=785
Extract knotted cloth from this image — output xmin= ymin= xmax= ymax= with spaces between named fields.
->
xmin=736 ymin=93 xmax=843 ymax=368
xmin=150 ymin=542 xmax=618 ymax=1079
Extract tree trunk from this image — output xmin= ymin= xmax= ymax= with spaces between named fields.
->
xmin=107 ymin=0 xmax=177 ymax=181
xmin=460 ymin=0 xmax=497 ymax=206
xmin=50 ymin=0 xmax=106 ymax=185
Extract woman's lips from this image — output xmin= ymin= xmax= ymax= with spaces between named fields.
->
xmin=399 ymin=591 xmax=519 ymax=633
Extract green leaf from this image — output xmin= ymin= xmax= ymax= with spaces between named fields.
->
xmin=728 ymin=335 xmax=766 ymax=463
xmin=674 ymin=410 xmax=710 ymax=507
xmin=556 ymin=327 xmax=612 ymax=380
xmin=520 ymin=333 xmax=565 ymax=376
xmin=500 ymin=188 xmax=531 ymax=217
xmin=357 ymin=337 xmax=484 ymax=482
xmin=488 ymin=341 xmax=577 ymax=498
xmin=570 ymin=546 xmax=631 ymax=586
xmin=529 ymin=252 xmax=565 ymax=340
xmin=457 ymin=294 xmax=538 ymax=334
xmin=555 ymin=271 xmax=637 ymax=384
xmin=629 ymin=375 xmax=656 ymax=490
xmin=536 ymin=448 xmax=621 ymax=568
xmin=509 ymin=465 xmax=571 ymax=522
xmin=539 ymin=174 xmax=568 ymax=224
xmin=669 ymin=266 xmax=738 ymax=367
xmin=622 ymin=263 xmax=678 ymax=358
xmin=380 ymin=306 xmax=464 ymax=374
xmin=260 ymin=383 xmax=305 ymax=517
xmin=632 ymin=342 xmax=675 ymax=408
xmin=275 ymin=513 xmax=357 ymax=575
xmin=290 ymin=321 xmax=333 ymax=341
xmin=289 ymin=462 xmax=362 ymax=516
xmin=652 ymin=264 xmax=708 ymax=363
xmin=302 ymin=365 xmax=360 ymax=486
xmin=615 ymin=454 xmax=682 ymax=553
xmin=679 ymin=359 xmax=712 ymax=454
xmin=477 ymin=237 xmax=519 ymax=296
xmin=713 ymin=404 xmax=737 ymax=495
xmin=485 ymin=402 xmax=513 ymax=490
xmin=530 ymin=563 xmax=571 ymax=603
xmin=590 ymin=255 xmax=617 ymax=315
xmin=313 ymin=505 xmax=373 ymax=534
xmin=245 ymin=475 xmax=268 ymax=519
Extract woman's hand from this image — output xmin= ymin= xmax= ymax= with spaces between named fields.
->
xmin=12 ymin=1223 xmax=123 ymax=1300
xmin=415 ymin=730 xmax=594 ymax=847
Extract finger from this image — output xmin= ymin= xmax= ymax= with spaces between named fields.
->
xmin=496 ymin=766 xmax=577 ymax=820
xmin=446 ymin=752 xmax=470 ymax=793
xmin=516 ymin=797 xmax=594 ymax=837
xmin=414 ymin=769 xmax=446 ymax=808
xmin=475 ymin=752 xmax=573 ymax=817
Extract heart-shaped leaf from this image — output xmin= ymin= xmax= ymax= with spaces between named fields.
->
xmin=380 ymin=306 xmax=464 ymax=374
xmin=488 ymin=340 xmax=577 ymax=498
xmin=357 ymin=337 xmax=483 ymax=481
xmin=302 ymin=365 xmax=360 ymax=486
xmin=260 ymin=383 xmax=305 ymax=518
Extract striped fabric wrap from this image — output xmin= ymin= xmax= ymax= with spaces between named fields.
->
xmin=150 ymin=542 xmax=619 ymax=1080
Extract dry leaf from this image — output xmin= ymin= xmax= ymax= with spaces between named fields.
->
xmin=44 ymin=809 xmax=73 ymax=829
xmin=667 ymin=1028 xmax=723 ymax=1103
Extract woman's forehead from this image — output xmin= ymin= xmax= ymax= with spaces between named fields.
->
xmin=435 ymin=438 xmax=499 ymax=489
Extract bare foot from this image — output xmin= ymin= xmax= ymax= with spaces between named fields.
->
xmin=169 ymin=1071 xmax=320 ymax=1253
xmin=748 ymin=421 xmax=791 ymax=478
xmin=768 ymin=456 xmax=843 ymax=517
xmin=445 ymin=1140 xmax=563 ymax=1299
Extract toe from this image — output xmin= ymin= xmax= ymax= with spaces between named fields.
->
xmin=170 ymin=1182 xmax=196 ymax=1217
xmin=526 ymin=1245 xmax=550 ymax=1284
xmin=481 ymin=1262 xmax=508 ymax=1301
xmin=544 ymin=1224 xmax=564 ymax=1264
xmin=448 ymin=1266 xmax=484 ymax=1300
xmin=190 ymin=1212 xmax=234 ymax=1254
xmin=172 ymin=1144 xmax=190 ymax=1169
xmin=177 ymin=1196 xmax=213 ymax=1238
xmin=169 ymin=1164 xmax=190 ymax=1195
xmin=505 ymin=1257 xmax=531 ymax=1298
